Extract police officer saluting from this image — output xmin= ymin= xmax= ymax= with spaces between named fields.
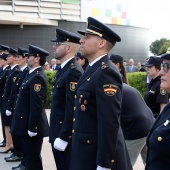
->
xmin=70 ymin=17 xmax=132 ymax=170
xmin=49 ymin=29 xmax=83 ymax=170
xmin=11 ymin=45 xmax=49 ymax=170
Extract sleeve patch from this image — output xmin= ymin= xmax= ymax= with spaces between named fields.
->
xmin=70 ymin=82 xmax=77 ymax=91
xmin=160 ymin=88 xmax=166 ymax=95
xmin=34 ymin=84 xmax=41 ymax=92
xmin=103 ymin=84 xmax=118 ymax=96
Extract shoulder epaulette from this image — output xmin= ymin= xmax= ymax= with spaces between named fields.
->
xmin=70 ymin=63 xmax=77 ymax=69
xmin=101 ymin=62 xmax=109 ymax=70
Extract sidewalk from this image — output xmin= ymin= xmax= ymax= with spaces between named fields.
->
xmin=0 ymin=109 xmax=145 ymax=170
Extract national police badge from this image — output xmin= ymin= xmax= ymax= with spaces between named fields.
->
xmin=160 ymin=88 xmax=166 ymax=95
xmin=70 ymin=82 xmax=77 ymax=91
xmin=34 ymin=84 xmax=41 ymax=92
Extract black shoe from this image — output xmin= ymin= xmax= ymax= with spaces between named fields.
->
xmin=12 ymin=163 xmax=26 ymax=170
xmin=4 ymin=153 xmax=14 ymax=160
xmin=0 ymin=147 xmax=13 ymax=153
xmin=6 ymin=153 xmax=23 ymax=162
xmin=0 ymin=140 xmax=6 ymax=147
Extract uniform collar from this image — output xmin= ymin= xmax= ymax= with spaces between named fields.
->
xmin=89 ymin=54 xmax=107 ymax=66
xmin=29 ymin=66 xmax=41 ymax=74
xmin=61 ymin=57 xmax=74 ymax=69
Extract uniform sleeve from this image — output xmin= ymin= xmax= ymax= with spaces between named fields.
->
xmin=59 ymin=68 xmax=82 ymax=141
xmin=96 ymin=68 xmax=122 ymax=168
xmin=28 ymin=74 xmax=47 ymax=133
xmin=7 ymin=70 xmax=19 ymax=112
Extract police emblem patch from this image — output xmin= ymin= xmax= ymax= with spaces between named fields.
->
xmin=103 ymin=84 xmax=118 ymax=96
xmin=34 ymin=84 xmax=41 ymax=92
xmin=70 ymin=82 xmax=77 ymax=91
xmin=13 ymin=77 xmax=17 ymax=82
xmin=160 ymin=88 xmax=166 ymax=95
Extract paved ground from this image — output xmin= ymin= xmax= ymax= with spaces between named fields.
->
xmin=0 ymin=109 xmax=145 ymax=170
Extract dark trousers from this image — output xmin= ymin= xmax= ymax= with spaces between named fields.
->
xmin=0 ymin=107 xmax=6 ymax=143
xmin=51 ymin=144 xmax=71 ymax=170
xmin=12 ymin=134 xmax=23 ymax=157
xmin=20 ymin=136 xmax=43 ymax=170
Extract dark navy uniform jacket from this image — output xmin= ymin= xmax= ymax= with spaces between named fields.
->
xmin=70 ymin=55 xmax=132 ymax=170
xmin=49 ymin=58 xmax=83 ymax=144
xmin=2 ymin=65 xmax=20 ymax=125
xmin=0 ymin=66 xmax=10 ymax=108
xmin=11 ymin=67 xmax=49 ymax=137
xmin=7 ymin=66 xmax=29 ymax=112
xmin=144 ymin=76 xmax=169 ymax=117
xmin=121 ymin=84 xmax=155 ymax=140
xmin=145 ymin=102 xmax=170 ymax=170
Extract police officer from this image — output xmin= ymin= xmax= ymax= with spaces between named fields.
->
xmin=70 ymin=17 xmax=132 ymax=170
xmin=110 ymin=54 xmax=128 ymax=84
xmin=11 ymin=44 xmax=49 ymax=170
xmin=0 ymin=45 xmax=10 ymax=147
xmin=5 ymin=48 xmax=30 ymax=170
xmin=49 ymin=29 xmax=83 ymax=170
xmin=143 ymin=56 xmax=169 ymax=118
xmin=145 ymin=48 xmax=170 ymax=170
xmin=0 ymin=53 xmax=10 ymax=147
xmin=0 ymin=48 xmax=19 ymax=153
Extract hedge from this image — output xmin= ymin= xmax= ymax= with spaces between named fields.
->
xmin=45 ymin=71 xmax=147 ymax=108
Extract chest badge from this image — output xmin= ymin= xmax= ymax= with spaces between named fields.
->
xmin=34 ymin=84 xmax=41 ymax=92
xmin=70 ymin=82 xmax=77 ymax=91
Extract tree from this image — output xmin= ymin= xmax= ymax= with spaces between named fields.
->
xmin=158 ymin=42 xmax=170 ymax=55
xmin=149 ymin=38 xmax=170 ymax=55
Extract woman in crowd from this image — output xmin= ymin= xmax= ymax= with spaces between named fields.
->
xmin=75 ymin=52 xmax=89 ymax=71
xmin=145 ymin=48 xmax=170 ymax=170
xmin=110 ymin=54 xmax=128 ymax=84
xmin=143 ymin=56 xmax=169 ymax=119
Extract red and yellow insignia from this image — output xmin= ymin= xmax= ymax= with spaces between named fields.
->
xmin=103 ymin=84 xmax=118 ymax=96
xmin=13 ymin=77 xmax=17 ymax=82
xmin=34 ymin=84 xmax=41 ymax=92
xmin=70 ymin=82 xmax=77 ymax=91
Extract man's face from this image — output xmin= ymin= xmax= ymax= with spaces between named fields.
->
xmin=7 ymin=54 xmax=16 ymax=66
xmin=129 ymin=59 xmax=134 ymax=66
xmin=27 ymin=56 xmax=36 ymax=68
xmin=53 ymin=42 xmax=68 ymax=60
xmin=0 ymin=58 xmax=7 ymax=67
xmin=16 ymin=55 xmax=27 ymax=67
xmin=79 ymin=33 xmax=101 ymax=59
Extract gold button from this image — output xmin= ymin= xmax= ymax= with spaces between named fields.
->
xmin=111 ymin=160 xmax=114 ymax=163
xmin=80 ymin=95 xmax=83 ymax=98
xmin=74 ymin=106 xmax=76 ymax=110
xmin=22 ymin=87 xmax=23 ymax=89
xmin=87 ymin=140 xmax=90 ymax=144
xmin=60 ymin=121 xmax=62 ymax=124
xmin=57 ymin=85 xmax=58 ymax=88
xmin=35 ymin=127 xmax=37 ymax=129
xmin=73 ymin=118 xmax=75 ymax=122
xmin=158 ymin=136 xmax=162 ymax=141
xmin=21 ymin=117 xmax=23 ymax=119
xmin=72 ymin=129 xmax=74 ymax=133
xmin=74 ymin=95 xmax=77 ymax=99
xmin=69 ymin=136 xmax=71 ymax=138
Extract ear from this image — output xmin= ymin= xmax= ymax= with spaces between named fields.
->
xmin=98 ymin=39 xmax=106 ymax=49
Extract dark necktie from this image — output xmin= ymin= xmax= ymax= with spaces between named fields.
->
xmin=85 ymin=65 xmax=91 ymax=73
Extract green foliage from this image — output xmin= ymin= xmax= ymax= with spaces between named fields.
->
xmin=45 ymin=71 xmax=56 ymax=109
xmin=128 ymin=72 xmax=146 ymax=97
xmin=149 ymin=38 xmax=170 ymax=55
xmin=158 ymin=42 xmax=170 ymax=54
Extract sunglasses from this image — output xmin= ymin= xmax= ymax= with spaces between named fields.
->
xmin=161 ymin=63 xmax=170 ymax=73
